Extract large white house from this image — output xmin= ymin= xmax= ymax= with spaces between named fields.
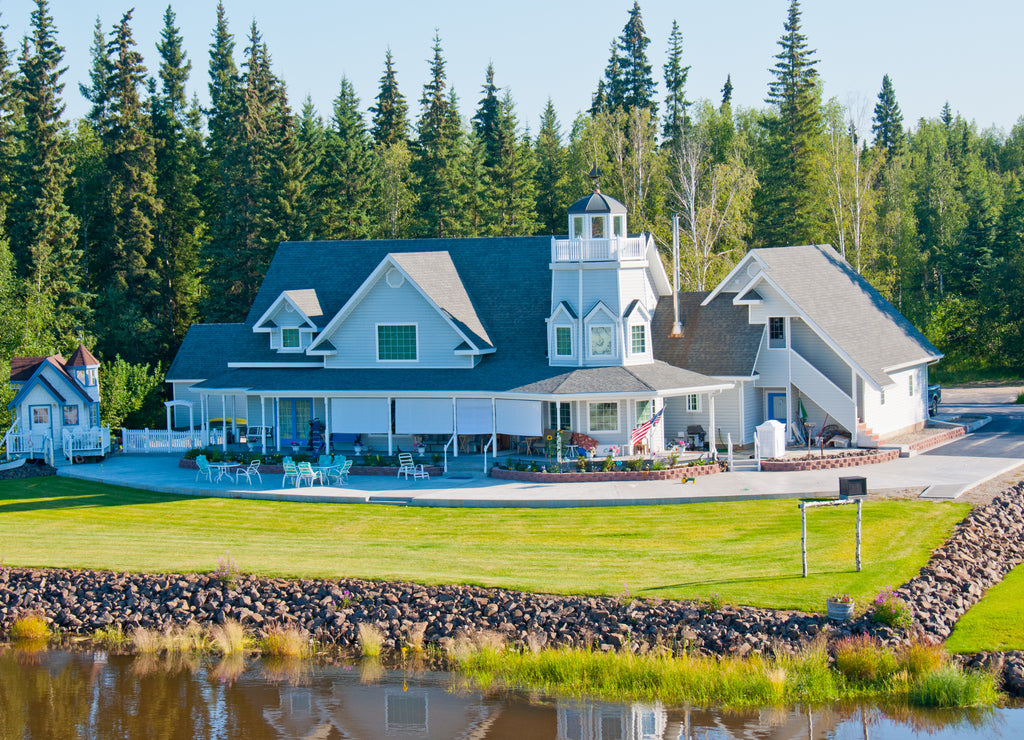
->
xmin=166 ymin=188 xmax=940 ymax=457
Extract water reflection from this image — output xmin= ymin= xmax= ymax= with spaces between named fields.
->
xmin=0 ymin=649 xmax=1018 ymax=739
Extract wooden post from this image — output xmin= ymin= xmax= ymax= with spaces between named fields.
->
xmin=801 ymin=502 xmax=808 ymax=577
xmin=856 ymin=498 xmax=863 ymax=572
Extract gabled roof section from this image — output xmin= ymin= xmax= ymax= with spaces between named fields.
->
xmin=253 ymin=289 xmax=323 ymax=332
xmin=623 ymin=299 xmax=650 ymax=320
xmin=8 ymin=356 xmax=92 ymax=410
xmin=712 ymin=245 xmax=942 ymax=387
xmin=555 ymin=300 xmax=577 ymax=320
xmin=66 ymin=345 xmax=99 ymax=367
xmin=308 ymin=251 xmax=493 ymax=355
xmin=653 ymin=292 xmax=763 ymax=377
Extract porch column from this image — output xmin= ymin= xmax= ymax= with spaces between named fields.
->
xmin=387 ymin=396 xmax=393 ymax=456
xmin=165 ymin=403 xmax=172 ymax=453
xmin=260 ymin=396 xmax=267 ymax=455
xmin=188 ymin=403 xmax=195 ymax=448
xmin=324 ymin=397 xmax=331 ymax=454
xmin=452 ymin=397 xmax=458 ymax=458
xmin=231 ymin=397 xmax=237 ymax=441
xmin=274 ymin=398 xmax=281 ymax=452
xmin=221 ymin=394 xmax=227 ymax=452
xmin=708 ymin=392 xmax=717 ymax=453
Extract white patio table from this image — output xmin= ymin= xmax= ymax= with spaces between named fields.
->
xmin=209 ymin=462 xmax=241 ymax=483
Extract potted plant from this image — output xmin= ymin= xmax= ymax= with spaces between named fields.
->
xmin=353 ymin=435 xmax=363 ymax=456
xmin=413 ymin=437 xmax=426 ymax=456
xmin=288 ymin=439 xmax=300 ymax=454
xmin=827 ymin=593 xmax=855 ymax=621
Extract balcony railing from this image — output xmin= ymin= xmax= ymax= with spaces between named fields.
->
xmin=551 ymin=236 xmax=647 ymax=263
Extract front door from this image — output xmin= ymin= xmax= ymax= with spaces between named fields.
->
xmin=767 ymin=392 xmax=787 ymax=424
xmin=28 ymin=405 xmax=52 ymax=449
xmin=279 ymin=399 xmax=312 ymax=446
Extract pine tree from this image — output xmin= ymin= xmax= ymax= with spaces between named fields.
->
xmin=481 ymin=92 xmax=538 ymax=236
xmin=79 ymin=18 xmax=110 ymax=125
xmin=0 ymin=13 xmax=17 ymax=219
xmin=617 ymin=2 xmax=657 ymax=114
xmin=92 ymin=9 xmax=162 ymax=362
xmin=414 ymin=33 xmax=465 ymax=238
xmin=533 ymin=99 xmax=570 ymax=234
xmin=10 ymin=0 xmax=86 ymax=349
xmin=872 ymin=74 xmax=904 ymax=158
xmin=206 ymin=2 xmax=239 ymax=166
xmin=151 ymin=6 xmax=204 ymax=358
xmin=472 ymin=63 xmax=501 ymax=169
xmin=591 ymin=42 xmax=622 ymax=115
xmin=313 ymin=77 xmax=372 ymax=238
xmin=753 ymin=0 xmax=825 ymax=247
xmin=940 ymin=101 xmax=953 ymax=128
xmin=661 ymin=20 xmax=689 ymax=147
xmin=295 ymin=95 xmax=325 ymax=236
xmin=720 ymin=74 xmax=733 ymax=110
xmin=369 ymin=49 xmax=408 ymax=147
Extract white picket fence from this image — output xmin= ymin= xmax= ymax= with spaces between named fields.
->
xmin=62 ymin=427 xmax=111 ymax=461
xmin=122 ymin=428 xmax=206 ymax=453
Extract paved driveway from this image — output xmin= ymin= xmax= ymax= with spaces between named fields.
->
xmin=927 ymin=385 xmax=1024 ymax=460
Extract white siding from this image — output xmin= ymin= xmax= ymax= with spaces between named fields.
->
xmin=862 ymin=365 xmax=929 ymax=438
xmin=664 ymin=389 xmax=743 ymax=449
xmin=753 ymin=330 xmax=788 ymax=387
xmin=746 ymin=281 xmax=798 ymax=324
xmin=790 ymin=318 xmax=852 ymax=394
xmin=549 ymin=269 xmax=578 ymax=313
xmin=323 ymin=277 xmax=472 ymax=369
xmin=742 ymin=380 xmax=760 ymax=444
xmin=580 ymin=269 xmax=621 ymax=315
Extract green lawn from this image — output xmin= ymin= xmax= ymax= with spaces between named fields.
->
xmin=0 ymin=477 xmax=968 ymax=613
xmin=946 ymin=562 xmax=1024 ymax=653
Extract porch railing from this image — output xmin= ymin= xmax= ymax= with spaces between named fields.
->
xmin=550 ymin=236 xmax=647 ymax=263
xmin=121 ymin=428 xmax=206 ymax=453
xmin=2 ymin=428 xmax=53 ymax=465
xmin=62 ymin=427 xmax=111 ymax=462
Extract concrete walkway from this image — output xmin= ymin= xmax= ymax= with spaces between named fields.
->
xmin=56 ymin=420 xmax=1021 ymax=507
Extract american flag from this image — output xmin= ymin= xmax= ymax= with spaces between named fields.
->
xmin=630 ymin=408 xmax=664 ymax=446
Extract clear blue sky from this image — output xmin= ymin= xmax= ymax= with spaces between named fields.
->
xmin=3 ymin=0 xmax=1021 ymax=135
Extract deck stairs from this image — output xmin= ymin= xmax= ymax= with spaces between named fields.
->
xmin=857 ymin=423 xmax=880 ymax=449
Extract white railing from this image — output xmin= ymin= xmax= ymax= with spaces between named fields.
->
xmin=122 ymin=428 xmax=206 ymax=453
xmin=62 ymin=427 xmax=111 ymax=462
xmin=551 ymin=236 xmax=647 ymax=263
xmin=789 ymin=350 xmax=858 ymax=436
xmin=2 ymin=431 xmax=52 ymax=465
xmin=754 ymin=435 xmax=761 ymax=472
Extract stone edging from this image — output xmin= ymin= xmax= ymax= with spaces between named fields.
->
xmin=490 ymin=463 xmax=723 ymax=483
xmin=759 ymin=449 xmax=899 ymax=471
xmin=177 ymin=459 xmax=443 ymax=477
xmin=907 ymin=425 xmax=966 ymax=453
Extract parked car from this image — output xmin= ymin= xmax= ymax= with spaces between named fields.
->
xmin=928 ymin=383 xmax=942 ymax=416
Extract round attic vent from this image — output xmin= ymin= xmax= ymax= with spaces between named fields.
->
xmin=386 ymin=268 xmax=405 ymax=288
xmin=746 ymin=262 xmax=761 ymax=278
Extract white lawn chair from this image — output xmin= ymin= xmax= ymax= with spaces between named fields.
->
xmin=195 ymin=455 xmax=213 ymax=482
xmin=282 ymin=461 xmax=300 ymax=487
xmin=397 ymin=452 xmax=429 ymax=481
xmin=297 ymin=461 xmax=322 ymax=486
xmin=235 ymin=460 xmax=261 ymax=485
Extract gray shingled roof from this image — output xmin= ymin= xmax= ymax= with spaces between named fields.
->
xmin=752 ymin=245 xmax=941 ymax=387
xmin=173 ymin=235 xmax=727 ymax=396
xmin=283 ymin=289 xmax=323 ymax=318
xmin=653 ymin=292 xmax=763 ymax=377
xmin=390 ymin=251 xmax=492 ymax=349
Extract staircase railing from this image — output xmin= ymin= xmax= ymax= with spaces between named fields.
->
xmin=62 ymin=426 xmax=112 ymax=462
xmin=1 ymin=423 xmax=16 ymax=461
xmin=789 ymin=350 xmax=858 ymax=438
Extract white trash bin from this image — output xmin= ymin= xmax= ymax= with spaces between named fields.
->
xmin=756 ymin=419 xmax=786 ymax=458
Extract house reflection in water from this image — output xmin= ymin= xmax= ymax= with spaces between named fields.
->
xmin=557 ymin=700 xmax=667 ymax=740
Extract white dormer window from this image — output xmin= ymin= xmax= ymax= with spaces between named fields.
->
xmin=281 ymin=328 xmax=301 ymax=349
xmin=590 ymin=325 xmax=613 ymax=356
xmin=630 ymin=325 xmax=646 ymax=354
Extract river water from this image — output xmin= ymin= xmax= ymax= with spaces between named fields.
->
xmin=0 ymin=650 xmax=1021 ymax=739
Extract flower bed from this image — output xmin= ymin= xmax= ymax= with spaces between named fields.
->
xmin=178 ymin=458 xmax=443 ymax=478
xmin=760 ymin=448 xmax=899 ymax=472
xmin=490 ymin=462 xmax=723 ymax=483
xmin=907 ymin=425 xmax=965 ymax=453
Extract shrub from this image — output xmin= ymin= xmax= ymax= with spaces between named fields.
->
xmin=131 ymin=626 xmax=163 ymax=654
xmin=601 ymin=454 xmax=615 ymax=472
xmin=93 ymin=624 xmax=130 ymax=648
xmin=703 ymin=593 xmax=725 ymax=611
xmin=832 ymin=634 xmax=897 ymax=684
xmin=358 ymin=623 xmax=385 ymax=658
xmin=213 ymin=551 xmax=241 ymax=589
xmin=258 ymin=624 xmax=309 ymax=658
xmin=8 ymin=613 xmax=51 ymax=642
xmin=872 ymin=587 xmax=914 ymax=629
xmin=626 ymin=457 xmax=644 ymax=471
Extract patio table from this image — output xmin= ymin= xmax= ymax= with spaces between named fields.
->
xmin=209 ymin=462 xmax=240 ymax=483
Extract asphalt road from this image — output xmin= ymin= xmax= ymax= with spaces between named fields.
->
xmin=926 ymin=385 xmax=1024 ymax=460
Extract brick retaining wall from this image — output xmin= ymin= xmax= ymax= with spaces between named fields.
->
xmin=490 ymin=463 xmax=723 ymax=483
xmin=759 ymin=448 xmax=899 ymax=472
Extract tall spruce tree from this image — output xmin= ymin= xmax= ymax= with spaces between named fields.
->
xmin=92 ymin=9 xmax=162 ymax=362
xmin=312 ymin=76 xmax=372 ymax=238
xmin=534 ymin=99 xmax=570 ymax=234
xmin=151 ymin=5 xmax=204 ymax=358
xmin=617 ymin=2 xmax=656 ymax=114
xmin=369 ymin=49 xmax=408 ymax=147
xmin=481 ymin=92 xmax=538 ymax=236
xmin=414 ymin=33 xmax=465 ymax=237
xmin=661 ymin=20 xmax=689 ymax=147
xmin=591 ymin=42 xmax=622 ymax=115
xmin=753 ymin=0 xmax=824 ymax=247
xmin=472 ymin=63 xmax=501 ymax=168
xmin=0 ymin=14 xmax=16 ymax=218
xmin=720 ymin=74 xmax=733 ymax=109
xmin=10 ymin=0 xmax=86 ymax=350
xmin=79 ymin=18 xmax=110 ymax=125
xmin=872 ymin=74 xmax=904 ymax=157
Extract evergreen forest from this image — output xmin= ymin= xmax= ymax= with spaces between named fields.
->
xmin=1 ymin=0 xmax=1022 ymax=428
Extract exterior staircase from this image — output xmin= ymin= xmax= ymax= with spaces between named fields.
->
xmin=857 ymin=423 xmax=880 ymax=449
xmin=729 ymin=456 xmax=760 ymax=473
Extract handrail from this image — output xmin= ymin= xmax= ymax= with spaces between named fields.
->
xmin=550 ymin=236 xmax=647 ymax=263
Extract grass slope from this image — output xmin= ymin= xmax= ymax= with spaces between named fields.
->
xmin=0 ymin=477 xmax=967 ymax=612
xmin=947 ymin=562 xmax=1024 ymax=653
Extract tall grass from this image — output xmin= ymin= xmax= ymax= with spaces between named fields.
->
xmin=209 ymin=619 xmax=249 ymax=655
xmin=258 ymin=624 xmax=309 ymax=658
xmin=451 ymin=632 xmax=1001 ymax=709
xmin=358 ymin=623 xmax=384 ymax=658
xmin=8 ymin=614 xmax=51 ymax=643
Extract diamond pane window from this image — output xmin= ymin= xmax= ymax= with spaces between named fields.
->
xmin=378 ymin=324 xmax=417 ymax=360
